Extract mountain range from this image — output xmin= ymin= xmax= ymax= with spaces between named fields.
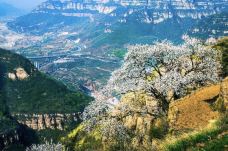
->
xmin=4 ymin=0 xmax=228 ymax=92
xmin=8 ymin=0 xmax=228 ymax=41
xmin=0 ymin=1 xmax=228 ymax=150
xmin=0 ymin=3 xmax=25 ymax=18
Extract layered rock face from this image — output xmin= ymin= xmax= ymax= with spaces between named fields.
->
xmin=34 ymin=0 xmax=228 ymax=24
xmin=13 ymin=113 xmax=81 ymax=130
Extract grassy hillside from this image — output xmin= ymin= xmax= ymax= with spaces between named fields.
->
xmin=168 ymin=83 xmax=221 ymax=132
xmin=162 ymin=78 xmax=228 ymax=151
xmin=161 ymin=115 xmax=227 ymax=151
xmin=0 ymin=48 xmax=94 ymax=150
xmin=0 ymin=64 xmax=37 ymax=151
xmin=0 ymin=48 xmax=93 ymax=114
xmin=0 ymin=61 xmax=8 ymax=117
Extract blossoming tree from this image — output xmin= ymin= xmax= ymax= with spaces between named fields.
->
xmin=82 ymin=36 xmax=221 ymax=132
xmin=105 ymin=36 xmax=220 ymax=102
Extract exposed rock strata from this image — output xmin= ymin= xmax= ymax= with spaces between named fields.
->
xmin=34 ymin=0 xmax=227 ymax=24
xmin=13 ymin=113 xmax=81 ymax=130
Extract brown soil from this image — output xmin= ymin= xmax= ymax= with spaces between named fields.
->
xmin=168 ymin=83 xmax=222 ymax=131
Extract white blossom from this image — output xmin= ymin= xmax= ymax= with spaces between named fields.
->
xmin=26 ymin=141 xmax=64 ymax=151
xmin=82 ymin=99 xmax=114 ymax=121
xmin=99 ymin=118 xmax=130 ymax=142
xmin=81 ymin=36 xmax=221 ymax=133
xmin=106 ymin=36 xmax=220 ymax=99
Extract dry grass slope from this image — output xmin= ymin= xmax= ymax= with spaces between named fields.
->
xmin=169 ymin=78 xmax=228 ymax=131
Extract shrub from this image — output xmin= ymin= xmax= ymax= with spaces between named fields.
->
xmin=26 ymin=140 xmax=65 ymax=151
xmin=162 ymin=115 xmax=227 ymax=151
xmin=150 ymin=117 xmax=168 ymax=139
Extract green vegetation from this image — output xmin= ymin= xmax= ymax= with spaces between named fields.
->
xmin=62 ymin=125 xmax=104 ymax=151
xmin=192 ymin=134 xmax=228 ymax=151
xmin=0 ymin=60 xmax=16 ymax=133
xmin=111 ymin=48 xmax=127 ymax=59
xmin=6 ymin=73 xmax=92 ymax=113
xmin=150 ymin=117 xmax=168 ymax=139
xmin=0 ymin=48 xmax=93 ymax=114
xmin=0 ymin=116 xmax=17 ymax=133
xmin=0 ymin=49 xmax=93 ymax=149
xmin=0 ymin=60 xmax=8 ymax=117
xmin=89 ymin=19 xmax=189 ymax=50
xmin=36 ymin=129 xmax=68 ymax=143
xmin=162 ymin=115 xmax=228 ymax=151
xmin=213 ymin=37 xmax=228 ymax=77
xmin=213 ymin=97 xmax=226 ymax=112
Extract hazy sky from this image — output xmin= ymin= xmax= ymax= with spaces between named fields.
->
xmin=0 ymin=0 xmax=46 ymax=10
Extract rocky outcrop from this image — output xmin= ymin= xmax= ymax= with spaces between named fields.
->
xmin=112 ymin=92 xmax=160 ymax=132
xmin=13 ymin=113 xmax=81 ymax=131
xmin=109 ymin=92 xmax=164 ymax=149
xmin=8 ymin=67 xmax=29 ymax=80
xmin=63 ymin=92 xmax=165 ymax=150
xmin=34 ymin=0 xmax=227 ymax=24
xmin=15 ymin=68 xmax=29 ymax=80
xmin=64 ymin=78 xmax=228 ymax=150
xmin=8 ymin=73 xmax=16 ymax=80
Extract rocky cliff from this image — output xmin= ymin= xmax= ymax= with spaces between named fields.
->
xmin=8 ymin=0 xmax=227 ymax=39
xmin=35 ymin=0 xmax=227 ymax=24
xmin=109 ymin=92 xmax=165 ymax=149
xmin=13 ymin=113 xmax=81 ymax=131
xmin=63 ymin=77 xmax=228 ymax=150
xmin=63 ymin=92 xmax=167 ymax=150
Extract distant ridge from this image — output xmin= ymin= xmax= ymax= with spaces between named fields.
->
xmin=0 ymin=2 xmax=25 ymax=17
